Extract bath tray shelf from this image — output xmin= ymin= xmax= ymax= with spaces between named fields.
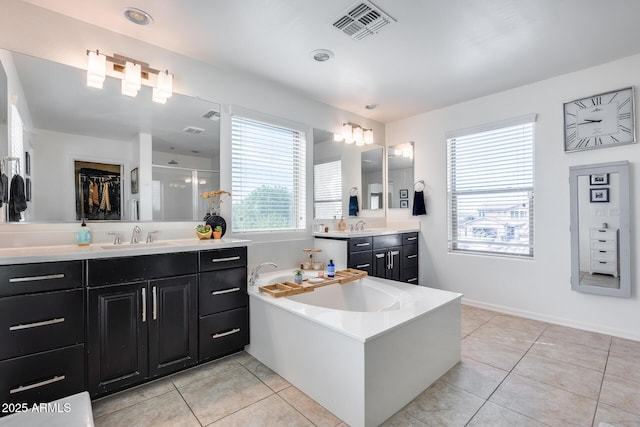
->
xmin=259 ymin=269 xmax=367 ymax=298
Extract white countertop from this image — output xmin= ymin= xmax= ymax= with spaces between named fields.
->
xmin=0 ymin=238 xmax=251 ymax=265
xmin=313 ymin=227 xmax=420 ymax=238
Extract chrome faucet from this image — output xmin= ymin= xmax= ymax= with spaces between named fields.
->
xmin=107 ymin=231 xmax=121 ymax=245
xmin=249 ymin=262 xmax=278 ymax=287
xmin=131 ymin=225 xmax=141 ymax=244
xmin=356 ymin=220 xmax=366 ymax=231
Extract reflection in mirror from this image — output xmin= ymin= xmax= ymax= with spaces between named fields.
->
xmin=0 ymin=59 xmax=7 ymax=165
xmin=570 ymin=161 xmax=630 ymax=297
xmin=387 ymin=142 xmax=414 ymax=209
xmin=361 ymin=147 xmax=383 ymax=210
xmin=313 ymin=129 xmax=385 ymax=219
xmin=0 ymin=49 xmax=220 ymax=223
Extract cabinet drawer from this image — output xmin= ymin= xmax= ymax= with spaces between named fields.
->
xmin=591 ymin=239 xmax=616 ymax=251
xmin=349 ymin=237 xmax=372 ymax=252
xmin=373 ymin=234 xmax=402 ymax=250
xmin=402 ymin=232 xmax=419 ymax=245
xmin=199 ymin=247 xmax=247 ymax=272
xmin=590 ymin=229 xmax=617 ymax=239
xmin=590 ymin=261 xmax=617 ymax=274
xmin=402 ymin=245 xmax=418 ymax=270
xmin=88 ymin=252 xmax=198 ymax=286
xmin=0 ymin=261 xmax=82 ymax=297
xmin=0 ymin=289 xmax=84 ymax=360
xmin=199 ymin=307 xmax=249 ymax=361
xmin=199 ymin=268 xmax=248 ymax=315
xmin=591 ymin=250 xmax=617 ymax=262
xmin=349 ymin=251 xmax=372 ymax=275
xmin=0 ymin=344 xmax=85 ymax=408
xmin=402 ymin=267 xmax=419 ymax=284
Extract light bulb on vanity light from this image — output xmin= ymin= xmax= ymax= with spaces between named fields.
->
xmin=153 ymin=70 xmax=173 ymax=104
xmin=353 ymin=126 xmax=364 ymax=145
xmin=121 ymin=61 xmax=142 ymax=97
xmin=86 ymin=51 xmax=106 ymax=89
xmin=364 ymin=129 xmax=374 ymax=144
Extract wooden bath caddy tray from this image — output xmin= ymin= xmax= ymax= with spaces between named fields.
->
xmin=259 ymin=269 xmax=367 ymax=298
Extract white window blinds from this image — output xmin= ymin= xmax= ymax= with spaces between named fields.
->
xmin=314 ymin=160 xmax=342 ymax=219
xmin=447 ymin=115 xmax=535 ymax=257
xmin=231 ymin=116 xmax=306 ymax=232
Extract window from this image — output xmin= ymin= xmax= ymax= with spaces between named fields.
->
xmin=314 ymin=160 xmax=342 ymax=219
xmin=231 ymin=115 xmax=306 ymax=232
xmin=447 ymin=114 xmax=535 ymax=257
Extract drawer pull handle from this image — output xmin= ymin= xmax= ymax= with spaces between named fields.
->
xmin=406 ymin=237 xmax=417 ymax=241
xmin=141 ymin=288 xmax=147 ymax=322
xmin=599 ymin=261 xmax=607 ymax=264
xmin=10 ymin=375 xmax=65 ymax=394
xmin=598 ymin=240 xmax=606 ymax=243
xmin=375 ymin=253 xmax=385 ymax=259
xmin=211 ymin=256 xmax=241 ymax=263
xmin=599 ymin=250 xmax=606 ymax=253
xmin=212 ymin=328 xmax=240 ymax=339
xmin=211 ymin=287 xmax=241 ymax=296
xmin=356 ymin=264 xmax=370 ymax=268
xmin=408 ymin=278 xmax=418 ymax=283
xmin=9 ymin=317 xmax=65 ymax=331
xmin=152 ymin=286 xmax=158 ymax=321
xmin=355 ymin=243 xmax=370 ymax=247
xmin=9 ymin=273 xmax=65 ymax=283
xmin=407 ymin=254 xmax=418 ymax=259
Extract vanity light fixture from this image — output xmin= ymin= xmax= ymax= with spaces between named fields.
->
xmin=340 ymin=123 xmax=374 ymax=145
xmin=85 ymin=50 xmax=174 ymax=103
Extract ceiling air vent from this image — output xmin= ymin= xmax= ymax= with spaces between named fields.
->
xmin=331 ymin=1 xmax=395 ymax=41
xmin=182 ymin=126 xmax=205 ymax=135
xmin=202 ymin=110 xmax=220 ymax=121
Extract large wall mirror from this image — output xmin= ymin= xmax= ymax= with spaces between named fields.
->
xmin=0 ymin=49 xmax=220 ymax=223
xmin=387 ymin=142 xmax=414 ymax=209
xmin=569 ymin=161 xmax=631 ymax=297
xmin=313 ymin=129 xmax=384 ymax=219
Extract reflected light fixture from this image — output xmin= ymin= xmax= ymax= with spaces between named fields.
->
xmin=86 ymin=50 xmax=174 ymax=103
xmin=341 ymin=123 xmax=374 ymax=146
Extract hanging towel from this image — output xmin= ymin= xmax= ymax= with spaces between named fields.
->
xmin=348 ymin=195 xmax=359 ymax=216
xmin=9 ymin=174 xmax=27 ymax=221
xmin=0 ymin=173 xmax=8 ymax=204
xmin=412 ymin=190 xmax=427 ymax=216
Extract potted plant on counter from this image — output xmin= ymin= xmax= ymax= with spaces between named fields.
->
xmin=196 ymin=224 xmax=212 ymax=239
xmin=293 ymin=269 xmax=303 ymax=284
xmin=212 ymin=225 xmax=223 ymax=240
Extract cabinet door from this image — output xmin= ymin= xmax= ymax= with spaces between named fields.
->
xmin=148 ymin=275 xmax=198 ymax=378
xmin=387 ymin=249 xmax=402 ymax=281
xmin=372 ymin=250 xmax=388 ymax=278
xmin=87 ymin=282 xmax=148 ymax=397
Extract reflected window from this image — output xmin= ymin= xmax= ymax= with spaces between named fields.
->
xmin=314 ymin=160 xmax=342 ymax=219
xmin=447 ymin=115 xmax=536 ymax=257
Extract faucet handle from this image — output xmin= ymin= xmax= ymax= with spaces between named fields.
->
xmin=106 ymin=231 xmax=121 ymax=245
xmin=146 ymin=231 xmax=159 ymax=243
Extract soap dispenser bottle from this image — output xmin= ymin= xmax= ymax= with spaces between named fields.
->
xmin=338 ymin=216 xmax=346 ymax=231
xmin=77 ymin=218 xmax=91 ymax=246
xmin=327 ymin=259 xmax=335 ymax=278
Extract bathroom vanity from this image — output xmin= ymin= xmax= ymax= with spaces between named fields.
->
xmin=0 ymin=239 xmax=250 ymax=411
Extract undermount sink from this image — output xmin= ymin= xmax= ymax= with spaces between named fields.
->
xmin=99 ymin=242 xmax=174 ymax=250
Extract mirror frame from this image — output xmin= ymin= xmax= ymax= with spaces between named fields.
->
xmin=569 ymin=160 xmax=631 ymax=297
xmin=387 ymin=141 xmax=414 ymax=210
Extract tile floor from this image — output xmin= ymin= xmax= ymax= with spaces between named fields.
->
xmin=92 ymin=305 xmax=640 ymax=426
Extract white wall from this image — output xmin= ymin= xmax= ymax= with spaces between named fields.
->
xmin=386 ymin=53 xmax=640 ymax=340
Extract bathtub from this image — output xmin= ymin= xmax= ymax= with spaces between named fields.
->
xmin=247 ymin=272 xmax=462 ymax=427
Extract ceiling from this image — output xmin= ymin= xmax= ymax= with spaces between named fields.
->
xmin=20 ymin=0 xmax=640 ymax=123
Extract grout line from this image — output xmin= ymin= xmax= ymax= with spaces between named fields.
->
xmin=174 ymin=385 xmax=204 ymax=427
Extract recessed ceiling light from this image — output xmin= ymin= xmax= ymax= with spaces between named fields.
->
xmin=310 ymin=49 xmax=334 ymax=62
xmin=122 ymin=7 xmax=154 ymax=25
xmin=365 ymin=104 xmax=378 ymax=110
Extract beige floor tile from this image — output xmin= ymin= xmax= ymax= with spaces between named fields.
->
xmin=490 ymin=374 xmax=597 ymax=426
xmin=178 ymin=365 xmax=273 ymax=425
xmin=91 ymin=377 xmax=176 ymax=419
xmin=93 ymin=389 xmax=200 ymax=427
xmin=224 ymin=350 xmax=259 ymax=366
xmin=401 ymin=379 xmax=485 ymax=426
xmin=278 ymin=386 xmax=343 ymax=427
xmin=461 ymin=305 xmax=497 ymax=322
xmin=606 ymin=350 xmax=640 ymax=383
xmin=170 ymin=355 xmax=243 ymax=389
xmin=529 ymin=340 xmax=608 ymax=372
xmin=440 ymin=357 xmax=509 ymax=399
xmin=380 ymin=409 xmax=426 ymax=426
xmin=467 ymin=402 xmax=547 ymax=427
xmin=540 ymin=324 xmax=611 ymax=351
xmin=470 ymin=322 xmax=539 ymax=351
xmin=210 ymin=394 xmax=313 ymax=426
xmin=462 ymin=316 xmax=487 ymax=337
xmin=610 ymin=337 xmax=640 ymax=356
xmin=600 ymin=373 xmax=640 ymax=416
xmin=462 ymin=336 xmax=527 ymax=371
xmin=243 ymin=358 xmax=291 ymax=392
xmin=593 ymin=402 xmax=640 ymax=427
xmin=485 ymin=314 xmax=547 ymax=336
xmin=513 ymin=352 xmax=603 ymax=400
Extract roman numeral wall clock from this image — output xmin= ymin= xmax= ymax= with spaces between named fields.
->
xmin=564 ymin=86 xmax=636 ymax=152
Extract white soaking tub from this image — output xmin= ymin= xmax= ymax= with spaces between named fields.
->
xmin=247 ymin=272 xmax=462 ymax=427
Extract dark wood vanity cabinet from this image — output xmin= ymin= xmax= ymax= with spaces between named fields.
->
xmin=346 ymin=236 xmax=373 ymax=276
xmin=198 ymin=247 xmax=249 ymax=362
xmin=372 ymin=234 xmax=402 ymax=281
xmin=87 ymin=252 xmax=198 ymax=397
xmin=401 ymin=232 xmax=419 ymax=284
xmin=0 ymin=261 xmax=85 ymax=412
